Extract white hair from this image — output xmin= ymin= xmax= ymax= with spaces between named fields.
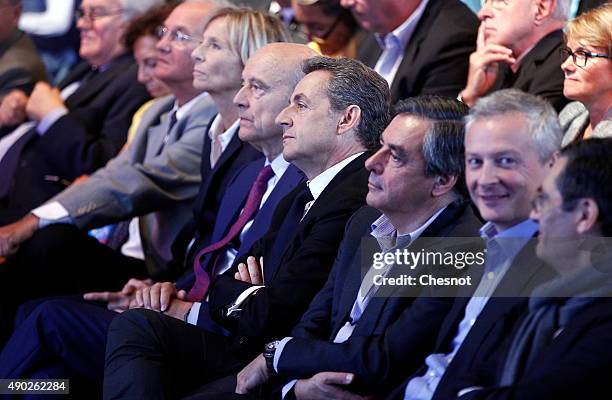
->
xmin=118 ymin=0 xmax=165 ymax=20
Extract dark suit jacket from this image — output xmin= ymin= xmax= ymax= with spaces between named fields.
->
xmin=493 ymin=29 xmax=568 ymax=112
xmin=208 ymin=153 xmax=371 ymax=356
xmin=172 ymin=122 xmax=262 ymax=275
xmin=387 ymin=239 xmax=556 ymax=400
xmin=0 ymin=55 xmax=151 ymax=224
xmin=357 ymin=0 xmax=478 ymax=103
xmin=277 ymin=202 xmax=483 ymax=396
xmin=457 ymin=298 xmax=612 ymax=400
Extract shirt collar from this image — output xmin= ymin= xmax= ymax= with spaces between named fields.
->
xmin=370 ymin=205 xmax=447 ymax=252
xmin=510 ymin=43 xmax=537 ymax=73
xmin=307 ymin=152 xmax=363 ymax=201
xmin=480 ymin=219 xmax=539 ymax=260
xmin=174 ymin=91 xmax=209 ymax=122
xmin=374 ymin=0 xmax=429 ymax=51
xmin=207 ymin=113 xmax=240 ymax=146
xmin=265 ymin=153 xmax=291 ymax=180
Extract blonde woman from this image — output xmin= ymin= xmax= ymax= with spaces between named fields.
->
xmin=560 ymin=3 xmax=612 ymax=146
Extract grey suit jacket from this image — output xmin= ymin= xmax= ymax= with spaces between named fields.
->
xmin=0 ymin=29 xmax=47 ymax=97
xmin=49 ymin=93 xmax=217 ymax=275
xmin=560 ymin=101 xmax=612 ymax=147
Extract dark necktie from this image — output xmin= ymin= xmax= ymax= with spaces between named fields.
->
xmin=186 ymin=165 xmax=275 ymax=302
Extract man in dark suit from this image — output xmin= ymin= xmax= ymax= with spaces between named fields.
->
xmin=458 ymin=0 xmax=570 ymax=111
xmin=341 ymin=0 xmax=478 ymax=102
xmin=385 ymin=89 xmax=561 ymax=400
xmin=0 ymin=0 xmax=157 ymax=225
xmin=231 ymin=96 xmax=483 ymax=399
xmin=102 ymin=56 xmax=391 ymax=399
xmin=454 ymin=138 xmax=612 ymax=400
xmin=0 ymin=0 xmax=47 ymax=100
xmin=0 ymin=43 xmax=312 ymax=392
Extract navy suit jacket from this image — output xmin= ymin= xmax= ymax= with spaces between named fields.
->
xmin=174 ymin=157 xmax=305 ymax=329
xmin=277 ymin=201 xmax=483 ymax=396
xmin=208 ymin=153 xmax=371 ymax=356
xmin=357 ymin=0 xmax=478 ymax=103
xmin=456 ymin=298 xmax=612 ymax=400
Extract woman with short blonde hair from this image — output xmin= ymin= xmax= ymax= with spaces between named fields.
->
xmin=559 ymin=3 xmax=612 ymax=146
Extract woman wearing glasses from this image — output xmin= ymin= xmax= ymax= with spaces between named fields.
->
xmin=559 ymin=3 xmax=611 ymax=146
xmin=292 ymin=0 xmax=362 ymax=58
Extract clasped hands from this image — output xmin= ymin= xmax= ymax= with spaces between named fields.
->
xmin=235 ymin=354 xmax=368 ymax=400
xmin=0 ymin=82 xmax=65 ymax=127
xmin=81 ymin=255 xmax=265 ymax=318
xmin=84 ymin=279 xmax=193 ymax=320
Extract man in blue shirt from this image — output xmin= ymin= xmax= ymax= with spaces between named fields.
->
xmin=396 ymin=89 xmax=562 ymax=400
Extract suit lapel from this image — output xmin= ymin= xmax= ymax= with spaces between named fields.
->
xmin=145 ymin=111 xmax=173 ymax=160
xmin=64 ymin=54 xmax=133 ymax=108
xmin=245 ymin=166 xmax=304 ymax=244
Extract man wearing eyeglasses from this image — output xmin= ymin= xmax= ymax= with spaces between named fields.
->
xmin=459 ymin=0 xmax=571 ymax=112
xmin=340 ymin=0 xmax=478 ymax=103
xmin=0 ymin=0 xmax=161 ymax=227
xmin=0 ymin=0 xmax=47 ymax=104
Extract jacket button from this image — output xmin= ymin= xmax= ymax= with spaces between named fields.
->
xmin=238 ymin=337 xmax=247 ymax=345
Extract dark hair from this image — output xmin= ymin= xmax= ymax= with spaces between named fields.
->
xmin=123 ymin=2 xmax=178 ymax=50
xmin=302 ymin=56 xmax=390 ymax=151
xmin=394 ymin=96 xmax=470 ymax=200
xmin=558 ymin=138 xmax=612 ymax=236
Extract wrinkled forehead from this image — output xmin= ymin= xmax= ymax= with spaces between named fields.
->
xmin=82 ymin=0 xmax=121 ymax=9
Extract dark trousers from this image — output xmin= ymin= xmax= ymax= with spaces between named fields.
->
xmin=0 ymin=297 xmax=117 ymax=398
xmin=0 ymin=224 xmax=147 ymax=346
xmin=104 ymin=309 xmax=249 ymax=400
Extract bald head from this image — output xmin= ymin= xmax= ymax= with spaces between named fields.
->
xmin=249 ymin=43 xmax=318 ymax=88
xmin=234 ymin=43 xmax=317 ymax=159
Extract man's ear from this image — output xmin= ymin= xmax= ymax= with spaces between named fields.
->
xmin=432 ymin=175 xmax=458 ymax=197
xmin=575 ymin=198 xmax=600 ymax=235
xmin=535 ymin=0 xmax=556 ymax=24
xmin=337 ymin=105 xmax=361 ymax=135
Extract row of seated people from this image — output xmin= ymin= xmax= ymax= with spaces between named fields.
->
xmin=0 ymin=0 xmax=609 ymax=399
xmin=0 ymin=0 xmax=609 ymax=227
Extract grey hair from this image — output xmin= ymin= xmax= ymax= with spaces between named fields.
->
xmin=118 ymin=0 xmax=165 ymax=21
xmin=551 ymin=0 xmax=571 ymax=21
xmin=394 ymin=96 xmax=470 ymax=199
xmin=465 ymin=89 xmax=562 ymax=163
xmin=302 ymin=56 xmax=390 ymax=151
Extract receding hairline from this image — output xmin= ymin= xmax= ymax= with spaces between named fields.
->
xmin=249 ymin=43 xmax=318 ymax=86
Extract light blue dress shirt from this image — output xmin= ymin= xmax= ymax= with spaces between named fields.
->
xmin=404 ymin=219 xmax=538 ymax=400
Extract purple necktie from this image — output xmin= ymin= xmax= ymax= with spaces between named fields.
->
xmin=186 ymin=165 xmax=275 ymax=302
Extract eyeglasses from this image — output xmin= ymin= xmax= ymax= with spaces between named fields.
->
xmin=156 ymin=26 xmax=200 ymax=48
xmin=560 ymin=47 xmax=610 ymax=67
xmin=75 ymin=7 xmax=123 ymax=23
